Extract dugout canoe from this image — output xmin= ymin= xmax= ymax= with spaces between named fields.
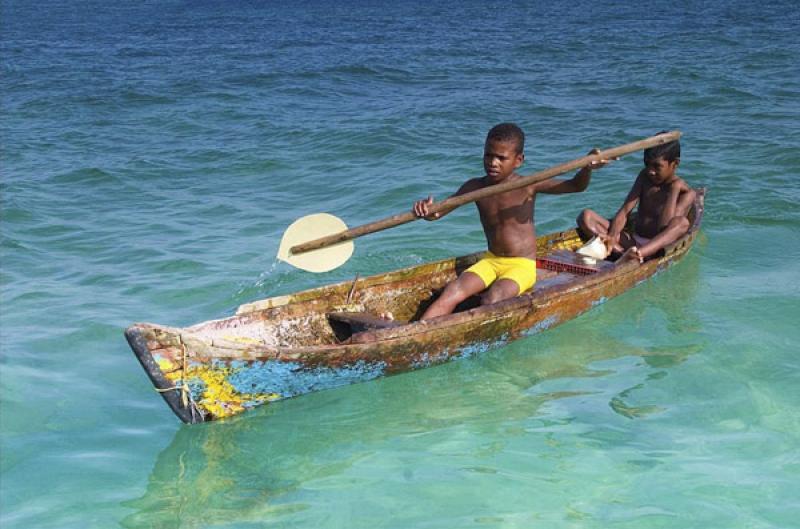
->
xmin=125 ymin=189 xmax=705 ymax=424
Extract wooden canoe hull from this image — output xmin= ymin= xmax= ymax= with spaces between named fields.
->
xmin=126 ymin=190 xmax=705 ymax=424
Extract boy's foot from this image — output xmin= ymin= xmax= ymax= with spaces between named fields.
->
xmin=379 ymin=311 xmax=394 ymax=321
xmin=618 ymin=247 xmax=644 ymax=265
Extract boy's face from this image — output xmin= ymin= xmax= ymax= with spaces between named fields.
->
xmin=644 ymin=156 xmax=679 ymax=185
xmin=484 ymin=139 xmax=524 ymax=182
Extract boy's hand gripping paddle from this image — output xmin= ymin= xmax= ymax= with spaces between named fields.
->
xmin=278 ymin=131 xmax=681 ymax=273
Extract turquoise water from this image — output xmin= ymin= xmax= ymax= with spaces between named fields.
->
xmin=2 ymin=0 xmax=799 ymax=527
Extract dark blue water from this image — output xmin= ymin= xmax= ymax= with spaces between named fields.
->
xmin=2 ymin=1 xmax=799 ymax=527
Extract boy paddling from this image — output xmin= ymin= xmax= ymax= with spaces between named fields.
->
xmin=577 ymin=134 xmax=695 ymax=264
xmin=413 ymin=123 xmax=612 ymax=320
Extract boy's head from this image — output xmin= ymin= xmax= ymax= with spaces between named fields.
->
xmin=643 ymin=132 xmax=680 ymax=184
xmin=486 ymin=123 xmax=525 ymax=154
xmin=484 ymin=123 xmax=525 ymax=182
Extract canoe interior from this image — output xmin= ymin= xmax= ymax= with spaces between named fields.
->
xmin=156 ymin=227 xmax=591 ymax=349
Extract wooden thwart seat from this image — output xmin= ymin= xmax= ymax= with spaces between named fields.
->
xmin=327 ymin=311 xmax=403 ymax=334
xmin=533 ymin=272 xmax=579 ymax=291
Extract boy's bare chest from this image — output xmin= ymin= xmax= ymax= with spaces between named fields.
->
xmin=640 ymin=184 xmax=669 ymax=209
xmin=476 ymin=192 xmax=533 ymax=222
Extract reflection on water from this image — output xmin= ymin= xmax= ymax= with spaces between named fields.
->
xmin=122 ymin=254 xmax=703 ymax=527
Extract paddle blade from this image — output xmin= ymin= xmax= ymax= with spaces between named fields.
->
xmin=277 ymin=213 xmax=354 ymax=273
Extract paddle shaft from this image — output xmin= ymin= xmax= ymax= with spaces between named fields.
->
xmin=290 ymin=131 xmax=681 ymax=256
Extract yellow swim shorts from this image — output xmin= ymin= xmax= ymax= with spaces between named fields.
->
xmin=465 ymin=251 xmax=538 ymax=294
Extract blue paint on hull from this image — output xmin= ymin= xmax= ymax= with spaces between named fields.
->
xmin=226 ymin=359 xmax=388 ymax=398
xmin=592 ymin=296 xmax=608 ymax=307
xmin=522 ymin=316 xmax=559 ymax=337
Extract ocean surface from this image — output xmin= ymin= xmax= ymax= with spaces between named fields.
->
xmin=2 ymin=0 xmax=799 ymax=527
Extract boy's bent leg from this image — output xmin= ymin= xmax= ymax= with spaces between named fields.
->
xmin=421 ymin=271 xmax=487 ymax=320
xmin=480 ymin=279 xmax=520 ymax=305
xmin=576 ymin=209 xmax=610 ymax=238
xmin=637 ymin=216 xmax=690 ymax=259
xmin=481 ymin=257 xmax=536 ymax=305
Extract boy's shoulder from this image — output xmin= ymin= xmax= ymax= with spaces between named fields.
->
xmin=674 ymin=175 xmax=691 ymax=188
xmin=666 ymin=175 xmax=692 ymax=193
xmin=460 ymin=176 xmax=487 ymax=192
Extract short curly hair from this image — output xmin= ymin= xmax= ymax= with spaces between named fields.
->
xmin=644 ymin=131 xmax=680 ymax=162
xmin=486 ymin=123 xmax=525 ymax=154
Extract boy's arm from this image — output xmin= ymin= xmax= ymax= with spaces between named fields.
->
xmin=534 ymin=148 xmax=613 ymax=195
xmin=607 ymin=174 xmax=643 ymax=246
xmin=412 ymin=178 xmax=482 ymax=221
xmin=534 ymin=167 xmax=592 ymax=195
xmin=659 ymin=179 xmax=695 ymax=229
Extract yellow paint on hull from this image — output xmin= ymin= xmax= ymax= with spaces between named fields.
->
xmin=157 ymin=357 xmax=280 ymax=419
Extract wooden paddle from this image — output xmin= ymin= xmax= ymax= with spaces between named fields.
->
xmin=278 ymin=130 xmax=681 ymax=272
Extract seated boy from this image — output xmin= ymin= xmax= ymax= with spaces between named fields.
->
xmin=576 ymin=134 xmax=695 ymax=264
xmin=413 ymin=123 xmax=610 ymax=320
